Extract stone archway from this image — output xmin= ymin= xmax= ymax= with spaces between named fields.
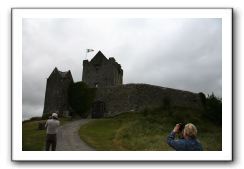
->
xmin=91 ymin=100 xmax=106 ymax=118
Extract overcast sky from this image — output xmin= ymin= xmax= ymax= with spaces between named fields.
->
xmin=22 ymin=18 xmax=222 ymax=120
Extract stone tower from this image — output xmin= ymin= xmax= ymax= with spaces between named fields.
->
xmin=82 ymin=51 xmax=123 ymax=88
xmin=42 ymin=67 xmax=74 ymax=117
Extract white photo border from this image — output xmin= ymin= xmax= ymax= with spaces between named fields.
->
xmin=11 ymin=8 xmax=233 ymax=161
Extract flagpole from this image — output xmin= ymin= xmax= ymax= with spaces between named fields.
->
xmin=85 ymin=49 xmax=94 ymax=60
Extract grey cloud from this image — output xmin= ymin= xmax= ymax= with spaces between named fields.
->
xmin=22 ymin=18 xmax=222 ymax=120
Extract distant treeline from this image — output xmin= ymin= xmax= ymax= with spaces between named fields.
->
xmin=199 ymin=92 xmax=222 ymax=125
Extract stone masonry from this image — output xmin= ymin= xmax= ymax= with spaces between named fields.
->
xmin=95 ymin=83 xmax=203 ymax=117
xmin=43 ymin=67 xmax=74 ymax=117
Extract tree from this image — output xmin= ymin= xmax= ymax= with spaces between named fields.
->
xmin=204 ymin=93 xmax=222 ymax=125
xmin=198 ymin=92 xmax=206 ymax=107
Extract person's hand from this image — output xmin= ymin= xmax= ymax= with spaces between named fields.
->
xmin=173 ymin=124 xmax=180 ymax=133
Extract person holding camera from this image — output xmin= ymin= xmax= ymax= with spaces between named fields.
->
xmin=45 ymin=113 xmax=60 ymax=151
xmin=167 ymin=123 xmax=203 ymax=151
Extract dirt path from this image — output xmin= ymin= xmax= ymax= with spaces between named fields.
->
xmin=56 ymin=119 xmax=95 ymax=151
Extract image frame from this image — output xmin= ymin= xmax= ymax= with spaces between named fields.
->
xmin=11 ymin=7 xmax=233 ymax=162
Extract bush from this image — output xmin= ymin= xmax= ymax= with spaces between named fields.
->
xmin=142 ymin=107 xmax=149 ymax=117
xmin=198 ymin=92 xmax=206 ymax=106
xmin=42 ymin=113 xmax=52 ymax=120
xmin=203 ymin=93 xmax=222 ymax=125
xmin=163 ymin=97 xmax=171 ymax=110
xmin=23 ymin=116 xmax=43 ymax=124
xmin=68 ymin=81 xmax=96 ymax=118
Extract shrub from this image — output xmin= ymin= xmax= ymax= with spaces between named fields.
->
xmin=198 ymin=92 xmax=206 ymax=106
xmin=142 ymin=107 xmax=149 ymax=117
xmin=42 ymin=113 xmax=52 ymax=120
xmin=30 ymin=117 xmax=42 ymax=121
xmin=163 ymin=96 xmax=171 ymax=110
xmin=23 ymin=116 xmax=43 ymax=124
xmin=203 ymin=93 xmax=222 ymax=125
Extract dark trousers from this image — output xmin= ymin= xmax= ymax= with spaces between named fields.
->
xmin=45 ymin=134 xmax=57 ymax=151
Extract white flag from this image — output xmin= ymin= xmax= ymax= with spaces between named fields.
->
xmin=86 ymin=49 xmax=94 ymax=53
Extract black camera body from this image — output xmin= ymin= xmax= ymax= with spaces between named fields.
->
xmin=179 ymin=123 xmax=185 ymax=132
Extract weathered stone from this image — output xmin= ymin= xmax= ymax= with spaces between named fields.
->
xmin=83 ymin=52 xmax=203 ymax=117
xmin=82 ymin=51 xmax=123 ymax=88
xmin=94 ymin=83 xmax=203 ymax=117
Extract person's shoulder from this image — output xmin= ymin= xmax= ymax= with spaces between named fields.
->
xmin=193 ymin=138 xmax=202 ymax=145
xmin=172 ymin=139 xmax=187 ymax=146
xmin=177 ymin=139 xmax=187 ymax=144
xmin=196 ymin=139 xmax=203 ymax=150
xmin=46 ymin=119 xmax=52 ymax=122
xmin=187 ymin=139 xmax=203 ymax=150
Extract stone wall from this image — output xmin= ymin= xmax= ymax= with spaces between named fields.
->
xmin=95 ymin=83 xmax=203 ymax=117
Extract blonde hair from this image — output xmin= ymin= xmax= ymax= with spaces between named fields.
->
xmin=183 ymin=123 xmax=198 ymax=138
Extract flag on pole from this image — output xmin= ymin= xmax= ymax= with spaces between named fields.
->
xmin=86 ymin=49 xmax=94 ymax=53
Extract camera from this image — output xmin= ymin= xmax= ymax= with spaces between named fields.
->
xmin=178 ymin=123 xmax=185 ymax=132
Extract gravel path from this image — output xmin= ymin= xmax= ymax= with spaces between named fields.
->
xmin=56 ymin=119 xmax=95 ymax=151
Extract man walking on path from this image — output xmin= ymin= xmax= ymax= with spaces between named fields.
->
xmin=45 ymin=113 xmax=60 ymax=151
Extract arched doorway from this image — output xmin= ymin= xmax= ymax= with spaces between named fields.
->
xmin=91 ymin=101 xmax=106 ymax=118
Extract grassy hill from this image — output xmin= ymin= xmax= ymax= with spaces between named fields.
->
xmin=79 ymin=107 xmax=222 ymax=151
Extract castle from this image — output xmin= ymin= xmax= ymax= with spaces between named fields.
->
xmin=43 ymin=51 xmax=203 ymax=118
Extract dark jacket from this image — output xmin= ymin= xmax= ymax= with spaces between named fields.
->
xmin=167 ymin=132 xmax=203 ymax=151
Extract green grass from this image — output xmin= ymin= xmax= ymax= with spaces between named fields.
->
xmin=22 ymin=117 xmax=72 ymax=151
xmin=22 ymin=120 xmax=46 ymax=151
xmin=79 ymin=107 xmax=222 ymax=151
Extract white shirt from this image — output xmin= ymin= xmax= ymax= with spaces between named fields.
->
xmin=45 ymin=119 xmax=60 ymax=134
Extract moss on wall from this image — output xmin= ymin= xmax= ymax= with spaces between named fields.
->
xmin=68 ymin=81 xmax=96 ymax=118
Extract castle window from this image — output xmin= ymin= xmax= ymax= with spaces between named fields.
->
xmin=95 ymin=66 xmax=99 ymax=72
xmin=94 ymin=64 xmax=100 ymax=73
